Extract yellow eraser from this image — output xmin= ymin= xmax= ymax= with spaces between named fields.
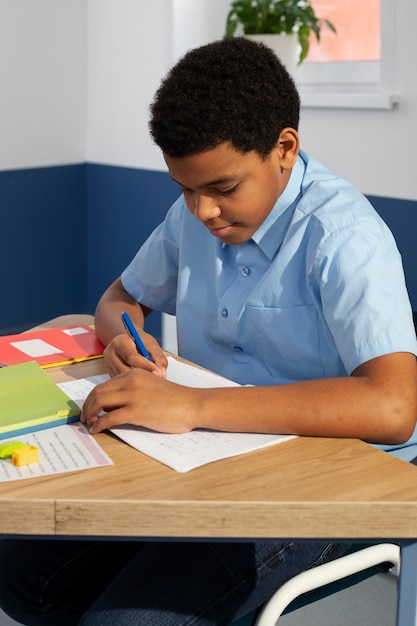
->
xmin=12 ymin=445 xmax=39 ymax=467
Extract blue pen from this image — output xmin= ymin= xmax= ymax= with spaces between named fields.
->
xmin=121 ymin=311 xmax=153 ymax=362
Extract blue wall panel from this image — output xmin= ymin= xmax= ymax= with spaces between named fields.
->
xmin=368 ymin=195 xmax=416 ymax=310
xmin=0 ymin=165 xmax=86 ymax=334
xmin=1 ymin=164 xmax=415 ymax=340
xmin=85 ymin=163 xmax=178 ymax=341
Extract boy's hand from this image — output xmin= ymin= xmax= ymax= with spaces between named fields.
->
xmin=103 ymin=333 xmax=168 ymax=378
xmin=80 ymin=368 xmax=196 ymax=434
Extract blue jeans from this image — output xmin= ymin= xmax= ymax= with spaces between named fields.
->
xmin=0 ymin=539 xmax=349 ymax=625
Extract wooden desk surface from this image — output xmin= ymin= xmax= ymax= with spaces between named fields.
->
xmin=1 ymin=315 xmax=417 ymax=540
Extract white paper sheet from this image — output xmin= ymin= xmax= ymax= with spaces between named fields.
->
xmin=10 ymin=338 xmax=63 ymax=357
xmin=59 ymin=358 xmax=295 ymax=473
xmin=0 ymin=422 xmax=113 ymax=482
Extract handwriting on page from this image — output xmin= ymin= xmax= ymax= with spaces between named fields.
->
xmin=111 ymin=425 xmax=293 ymax=473
xmin=58 ymin=358 xmax=295 ymax=473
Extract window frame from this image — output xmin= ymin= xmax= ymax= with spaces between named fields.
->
xmin=294 ymin=0 xmax=397 ymax=110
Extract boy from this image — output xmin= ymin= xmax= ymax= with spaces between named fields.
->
xmin=1 ymin=37 xmax=416 ymax=626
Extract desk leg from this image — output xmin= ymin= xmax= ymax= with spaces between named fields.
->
xmin=397 ymin=541 xmax=417 ymax=626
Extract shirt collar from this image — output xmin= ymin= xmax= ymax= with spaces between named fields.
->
xmin=251 ymin=154 xmax=305 ymax=260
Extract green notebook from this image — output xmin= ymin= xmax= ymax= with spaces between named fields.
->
xmin=0 ymin=361 xmax=80 ymax=439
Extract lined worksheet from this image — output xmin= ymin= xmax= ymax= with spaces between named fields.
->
xmin=0 ymin=422 xmax=113 ymax=482
xmin=59 ymin=357 xmax=295 ymax=473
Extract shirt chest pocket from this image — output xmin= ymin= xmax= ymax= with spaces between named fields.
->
xmin=242 ymin=305 xmax=326 ymax=383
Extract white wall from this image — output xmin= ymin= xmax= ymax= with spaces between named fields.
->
xmin=1 ymin=0 xmax=416 ymax=202
xmin=0 ymin=0 xmax=175 ymax=172
xmin=86 ymin=0 xmax=173 ymax=171
xmin=85 ymin=0 xmax=230 ymax=171
xmin=299 ymin=0 xmax=417 ymax=199
xmin=87 ymin=0 xmax=417 ymax=199
xmin=0 ymin=0 xmax=86 ymax=170
xmin=172 ymin=0 xmax=230 ymax=60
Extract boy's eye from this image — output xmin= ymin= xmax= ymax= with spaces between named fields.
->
xmin=180 ymin=185 xmax=238 ymax=197
xmin=217 ymin=185 xmax=238 ymax=197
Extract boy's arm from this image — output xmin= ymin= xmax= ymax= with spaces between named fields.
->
xmin=94 ymin=277 xmax=168 ymax=377
xmin=94 ymin=277 xmax=148 ymax=344
xmin=192 ymin=351 xmax=417 ymax=444
xmin=81 ymin=350 xmax=417 ymax=446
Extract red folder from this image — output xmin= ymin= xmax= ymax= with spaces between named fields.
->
xmin=0 ymin=324 xmax=104 ymax=368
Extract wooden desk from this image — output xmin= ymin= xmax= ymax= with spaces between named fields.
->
xmin=1 ymin=315 xmax=417 ymax=624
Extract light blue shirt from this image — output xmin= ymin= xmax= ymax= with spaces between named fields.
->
xmin=122 ymin=150 xmax=417 ymax=460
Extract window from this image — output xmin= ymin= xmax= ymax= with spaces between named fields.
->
xmin=295 ymin=0 xmax=397 ymax=110
xmin=308 ymin=0 xmax=380 ymax=62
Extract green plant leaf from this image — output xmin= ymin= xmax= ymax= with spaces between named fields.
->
xmin=223 ymin=0 xmax=336 ymax=63
xmin=225 ymin=14 xmax=238 ymax=38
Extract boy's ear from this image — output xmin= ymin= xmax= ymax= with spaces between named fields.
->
xmin=276 ymin=128 xmax=299 ymax=169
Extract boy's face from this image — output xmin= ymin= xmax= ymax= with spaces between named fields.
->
xmin=164 ymin=140 xmax=295 ymax=245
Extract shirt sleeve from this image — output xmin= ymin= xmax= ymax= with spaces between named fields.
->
xmin=314 ymin=213 xmax=417 ymax=374
xmin=121 ymin=196 xmax=184 ymax=315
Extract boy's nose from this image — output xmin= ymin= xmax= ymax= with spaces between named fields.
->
xmin=194 ymin=195 xmax=221 ymax=222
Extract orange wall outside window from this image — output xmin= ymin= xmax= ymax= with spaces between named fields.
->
xmin=308 ymin=0 xmax=380 ymax=62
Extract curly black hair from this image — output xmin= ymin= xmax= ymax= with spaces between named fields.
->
xmin=149 ymin=37 xmax=300 ymax=159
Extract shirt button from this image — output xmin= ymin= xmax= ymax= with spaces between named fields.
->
xmin=221 ymin=308 xmax=228 ymax=317
xmin=241 ymin=267 xmax=250 ymax=277
xmin=234 ymin=346 xmax=243 ymax=352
